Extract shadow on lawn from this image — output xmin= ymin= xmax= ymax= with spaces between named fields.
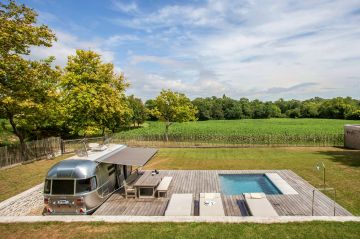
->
xmin=316 ymin=149 xmax=360 ymax=167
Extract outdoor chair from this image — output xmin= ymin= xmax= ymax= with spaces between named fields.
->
xmin=123 ymin=180 xmax=136 ymax=199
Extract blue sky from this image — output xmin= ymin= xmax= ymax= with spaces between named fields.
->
xmin=19 ymin=0 xmax=360 ymax=100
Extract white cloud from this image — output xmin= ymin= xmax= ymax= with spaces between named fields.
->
xmin=29 ymin=0 xmax=360 ymax=100
xmin=111 ymin=0 xmax=139 ymax=13
xmin=104 ymin=34 xmax=139 ymax=46
xmin=29 ymin=31 xmax=121 ymax=66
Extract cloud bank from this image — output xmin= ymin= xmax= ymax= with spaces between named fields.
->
xmin=27 ymin=0 xmax=360 ymax=100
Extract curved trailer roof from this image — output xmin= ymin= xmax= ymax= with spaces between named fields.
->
xmin=97 ymin=147 xmax=158 ymax=166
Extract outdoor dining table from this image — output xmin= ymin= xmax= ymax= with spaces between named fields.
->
xmin=133 ymin=172 xmax=162 ymax=198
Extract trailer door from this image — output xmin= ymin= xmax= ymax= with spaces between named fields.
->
xmin=116 ymin=165 xmax=125 ymax=187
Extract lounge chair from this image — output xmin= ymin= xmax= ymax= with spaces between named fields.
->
xmin=157 ymin=177 xmax=173 ymax=198
xmin=199 ymin=193 xmax=225 ymax=216
xmin=165 ymin=194 xmax=193 ymax=216
xmin=243 ymin=193 xmax=278 ymax=216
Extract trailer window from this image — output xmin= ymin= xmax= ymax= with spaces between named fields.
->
xmin=44 ymin=179 xmax=51 ymax=194
xmin=51 ymin=180 xmax=74 ymax=195
xmin=76 ymin=177 xmax=97 ymax=193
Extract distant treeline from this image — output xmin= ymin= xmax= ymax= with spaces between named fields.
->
xmin=144 ymin=96 xmax=360 ymax=121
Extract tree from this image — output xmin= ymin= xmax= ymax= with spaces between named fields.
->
xmin=0 ymin=1 xmax=58 ymax=159
xmin=152 ymin=89 xmax=197 ymax=141
xmin=61 ymin=50 xmax=131 ymax=136
xmin=346 ymin=109 xmax=360 ymax=120
xmin=144 ymin=99 xmax=158 ymax=121
xmin=300 ymin=101 xmax=320 ymax=118
xmin=239 ymin=98 xmax=253 ymax=118
xmin=222 ymin=96 xmax=243 ymax=119
xmin=211 ymin=97 xmax=224 ymax=119
xmin=264 ymin=102 xmax=281 ymax=118
xmin=251 ymin=99 xmax=266 ymax=118
xmin=192 ymin=97 xmax=212 ymax=120
xmin=286 ymin=108 xmax=301 ymax=118
xmin=0 ymin=1 xmax=55 ymax=57
xmin=127 ymin=95 xmax=146 ymax=126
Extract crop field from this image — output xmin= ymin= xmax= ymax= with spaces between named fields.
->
xmin=114 ymin=118 xmax=360 ymax=146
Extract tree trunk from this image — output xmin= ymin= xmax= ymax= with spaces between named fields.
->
xmin=164 ymin=121 xmax=172 ymax=142
xmin=8 ymin=114 xmax=28 ymax=161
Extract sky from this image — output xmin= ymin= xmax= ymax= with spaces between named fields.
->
xmin=18 ymin=0 xmax=360 ymax=100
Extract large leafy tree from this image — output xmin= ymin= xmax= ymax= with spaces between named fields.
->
xmin=152 ymin=89 xmax=197 ymax=141
xmin=127 ymin=95 xmax=146 ymax=127
xmin=192 ymin=97 xmax=212 ymax=120
xmin=61 ymin=50 xmax=131 ymax=136
xmin=0 ymin=1 xmax=58 ymax=159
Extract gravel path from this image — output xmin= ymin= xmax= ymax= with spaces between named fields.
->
xmin=0 ymin=184 xmax=44 ymax=216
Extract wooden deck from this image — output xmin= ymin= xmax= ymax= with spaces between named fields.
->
xmin=94 ymin=170 xmax=352 ymax=216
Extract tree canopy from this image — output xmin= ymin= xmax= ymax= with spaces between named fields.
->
xmin=152 ymin=89 xmax=198 ymax=141
xmin=188 ymin=96 xmax=360 ymax=120
xmin=127 ymin=95 xmax=147 ymax=127
xmin=0 ymin=0 xmax=55 ymax=57
xmin=0 ymin=0 xmax=58 ymax=158
xmin=61 ymin=50 xmax=131 ymax=136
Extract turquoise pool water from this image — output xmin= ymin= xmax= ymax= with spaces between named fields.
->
xmin=219 ymin=174 xmax=281 ymax=195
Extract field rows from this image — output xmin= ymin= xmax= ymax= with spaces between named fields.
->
xmin=114 ymin=119 xmax=358 ymax=146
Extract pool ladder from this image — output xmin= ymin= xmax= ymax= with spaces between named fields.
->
xmin=311 ymin=187 xmax=337 ymax=216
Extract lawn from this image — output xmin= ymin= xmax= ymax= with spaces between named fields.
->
xmin=0 ymin=147 xmax=359 ymax=238
xmin=144 ymin=147 xmax=360 ymax=215
xmin=114 ymin=119 xmax=360 ymax=146
xmin=0 ymin=154 xmax=71 ymax=202
xmin=1 ymin=221 xmax=359 ymax=239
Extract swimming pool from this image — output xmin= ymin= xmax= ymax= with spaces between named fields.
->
xmin=219 ymin=174 xmax=282 ymax=195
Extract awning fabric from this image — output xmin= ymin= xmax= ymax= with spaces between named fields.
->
xmin=98 ymin=147 xmax=158 ymax=166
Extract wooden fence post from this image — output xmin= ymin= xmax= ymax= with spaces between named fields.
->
xmin=60 ymin=139 xmax=65 ymax=155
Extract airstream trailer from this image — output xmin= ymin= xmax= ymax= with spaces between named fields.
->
xmin=43 ymin=144 xmax=157 ymax=215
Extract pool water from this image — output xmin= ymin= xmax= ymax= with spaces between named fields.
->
xmin=219 ymin=174 xmax=281 ymax=195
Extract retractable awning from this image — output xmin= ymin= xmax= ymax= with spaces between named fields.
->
xmin=98 ymin=147 xmax=158 ymax=166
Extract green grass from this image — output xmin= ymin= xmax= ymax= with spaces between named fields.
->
xmin=145 ymin=147 xmax=360 ymax=215
xmin=0 ymin=154 xmax=71 ymax=202
xmin=1 ymin=222 xmax=359 ymax=239
xmin=0 ymin=147 xmax=359 ymax=238
xmin=114 ymin=119 xmax=360 ymax=145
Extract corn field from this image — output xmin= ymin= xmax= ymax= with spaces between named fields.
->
xmin=112 ymin=133 xmax=343 ymax=147
xmin=112 ymin=119 xmax=351 ymax=147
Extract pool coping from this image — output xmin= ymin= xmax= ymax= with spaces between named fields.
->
xmin=265 ymin=173 xmax=298 ymax=195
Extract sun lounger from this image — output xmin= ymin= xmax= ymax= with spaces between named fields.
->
xmin=165 ymin=193 xmax=193 ymax=216
xmin=243 ymin=193 xmax=278 ymax=216
xmin=157 ymin=177 xmax=173 ymax=197
xmin=199 ymin=193 xmax=225 ymax=216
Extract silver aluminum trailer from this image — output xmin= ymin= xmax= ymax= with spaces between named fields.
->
xmin=43 ymin=144 xmax=157 ymax=215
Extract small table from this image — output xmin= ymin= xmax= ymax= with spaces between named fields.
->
xmin=133 ymin=173 xmax=161 ymax=198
